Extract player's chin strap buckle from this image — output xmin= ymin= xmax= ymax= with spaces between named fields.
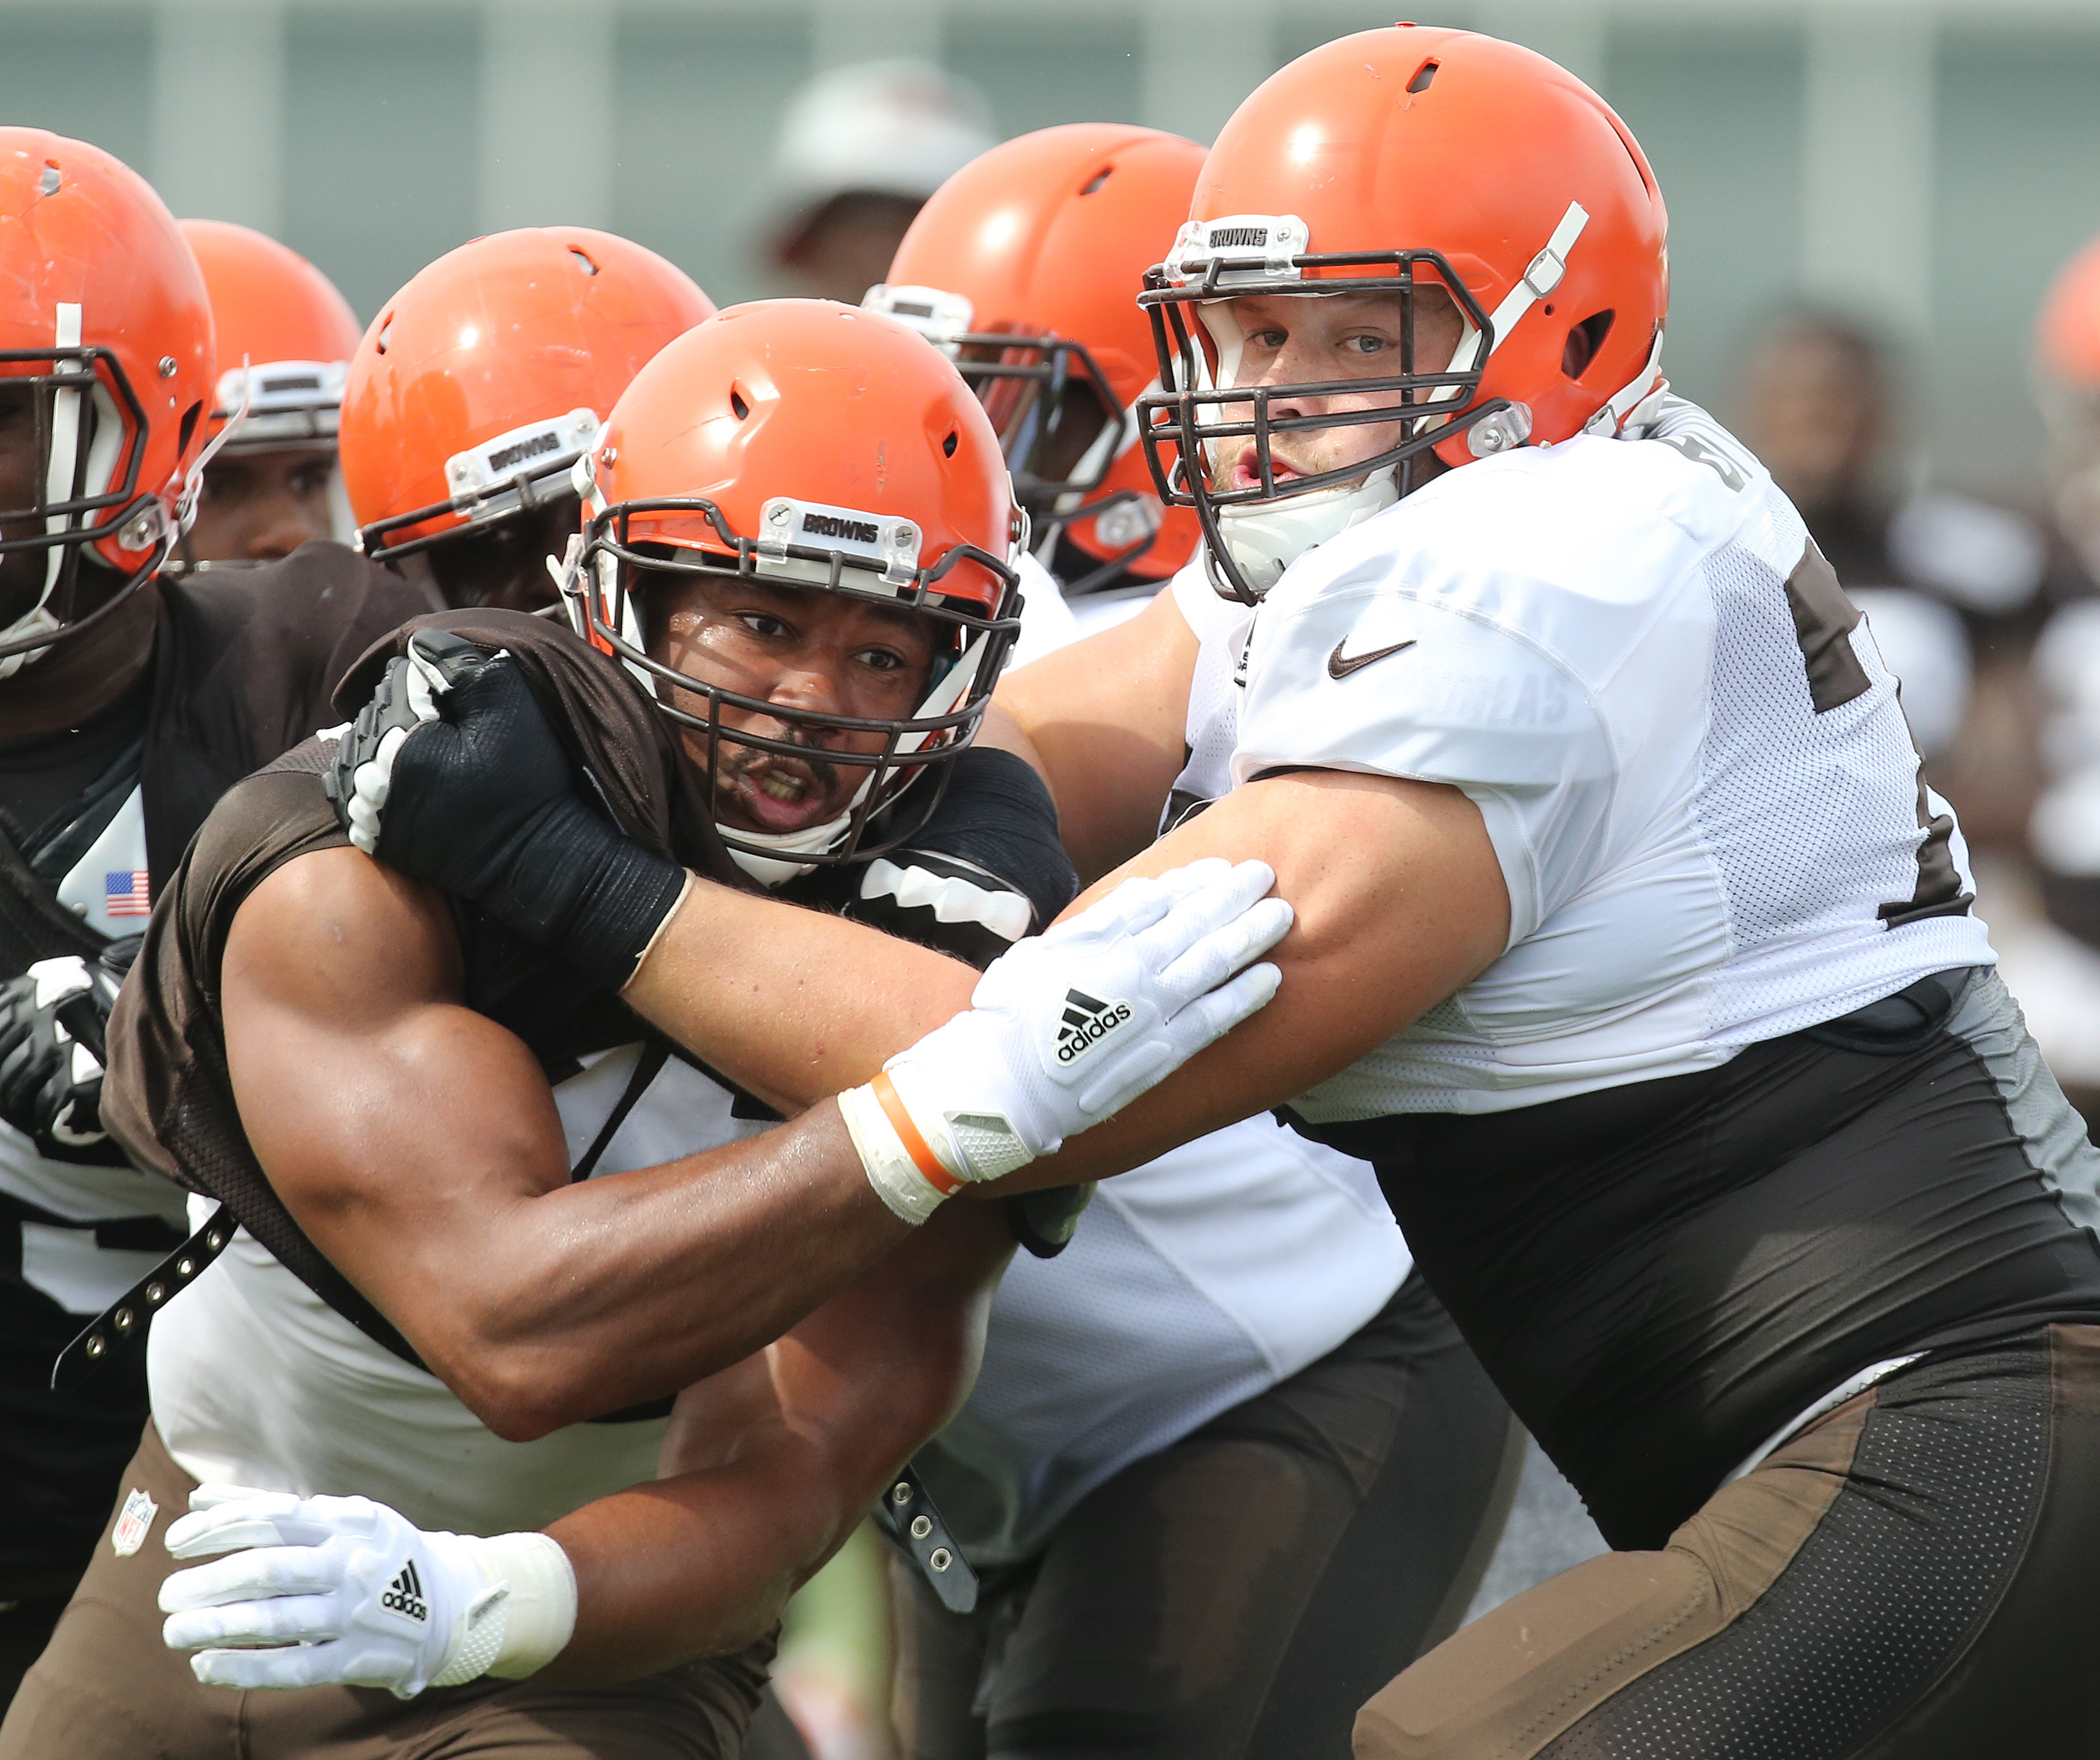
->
xmin=872 ymin=1462 xmax=979 ymax=1614
xmin=51 ymin=1202 xmax=235 ymax=1392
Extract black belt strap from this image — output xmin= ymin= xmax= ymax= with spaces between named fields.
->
xmin=872 ymin=1462 xmax=979 ymax=1614
xmin=571 ymin=1040 xmax=671 ymax=1183
xmin=54 ymin=1037 xmax=681 ymax=1400
xmin=52 ymin=1202 xmax=232 ymax=1391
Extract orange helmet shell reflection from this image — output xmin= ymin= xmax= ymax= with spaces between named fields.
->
xmin=1185 ymin=26 xmax=1670 ymax=466
xmin=589 ymin=299 xmax=1015 ymax=618
xmin=180 ymin=219 xmax=359 ymax=449
xmin=881 ymin=123 xmax=1205 ymax=581
xmin=0 ymin=129 xmax=214 ymax=576
xmin=340 ymin=227 xmax=714 ymax=554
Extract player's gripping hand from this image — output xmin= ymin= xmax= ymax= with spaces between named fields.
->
xmin=0 ymin=940 xmax=137 ymax=1164
xmin=325 ymin=629 xmax=686 ymax=990
xmin=159 ymin=1484 xmax=575 ymax=1698
xmin=841 ymin=857 xmax=1291 ymax=1223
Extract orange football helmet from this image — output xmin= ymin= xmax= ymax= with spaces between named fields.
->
xmin=569 ymin=299 xmax=1023 ymax=875
xmin=0 ymin=129 xmax=214 ymax=672
xmin=2036 ymin=235 xmax=2100 ymax=583
xmin=867 ymin=124 xmax=1205 ymax=592
xmin=2039 ymin=236 xmax=2100 ymax=392
xmin=340 ymin=228 xmax=714 ymax=567
xmin=1137 ymin=26 xmax=1670 ymax=600
xmin=180 ymin=219 xmax=359 ymax=455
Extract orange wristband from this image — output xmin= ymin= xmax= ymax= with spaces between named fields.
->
xmin=872 ymin=1070 xmax=963 ymax=1197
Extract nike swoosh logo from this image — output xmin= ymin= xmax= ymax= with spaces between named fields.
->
xmin=1327 ymin=637 xmax=1417 ymax=680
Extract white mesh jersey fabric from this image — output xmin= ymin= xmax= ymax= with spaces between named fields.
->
xmin=919 ymin=560 xmax=1407 ymax=1568
xmin=1186 ymin=399 xmax=1993 ymax=1121
xmin=916 ymin=1113 xmax=1406 ymax=1566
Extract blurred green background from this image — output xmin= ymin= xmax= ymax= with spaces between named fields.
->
xmin=5 ymin=0 xmax=2100 ymax=503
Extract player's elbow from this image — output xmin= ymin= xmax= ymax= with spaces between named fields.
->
xmin=427 ymin=1340 xmax=608 ymax=1442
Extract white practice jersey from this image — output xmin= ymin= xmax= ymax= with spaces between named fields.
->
xmin=1169 ymin=398 xmax=1994 ymax=1121
xmin=1 ymin=784 xmax=190 ymax=1317
xmin=923 ymin=567 xmax=1408 ymax=1568
xmin=151 ymin=1046 xmax=771 ymax=1537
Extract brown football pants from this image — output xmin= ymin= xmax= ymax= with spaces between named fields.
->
xmin=1357 ymin=1325 xmax=2100 ymax=1759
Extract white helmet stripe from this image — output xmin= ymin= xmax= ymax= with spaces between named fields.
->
xmin=39 ymin=303 xmax=85 ymax=601
xmin=1482 ymin=201 xmax=1590 ymax=357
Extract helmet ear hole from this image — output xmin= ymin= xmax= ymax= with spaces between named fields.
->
xmin=943 ymin=428 xmax=959 ymax=458
xmin=1563 ymin=309 xmax=1616 ymax=380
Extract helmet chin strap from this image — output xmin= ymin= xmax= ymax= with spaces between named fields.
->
xmin=726 ymin=803 xmax=863 ymax=888
xmin=1210 ymin=468 xmax=1400 ymax=598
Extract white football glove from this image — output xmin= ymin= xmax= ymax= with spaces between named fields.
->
xmin=842 ymin=857 xmax=1291 ymax=1223
xmin=158 ymin=1485 xmax=575 ymax=1698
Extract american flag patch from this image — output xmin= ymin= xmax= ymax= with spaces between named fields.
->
xmin=104 ymin=870 xmax=151 ymax=917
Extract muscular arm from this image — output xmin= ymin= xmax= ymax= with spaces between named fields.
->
xmin=542 ymin=1196 xmax=1008 ymax=1682
xmin=617 ymin=881 xmax=979 ymax=1115
xmin=995 ymin=587 xmax=1199 ymax=882
xmin=222 ymin=848 xmax=920 ymax=1439
xmin=615 ymin=618 xmax=1502 ymax=1171
xmin=991 ymin=765 xmax=1511 ymax=1189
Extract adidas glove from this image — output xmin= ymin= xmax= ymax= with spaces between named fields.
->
xmin=327 ymin=629 xmax=688 ymax=991
xmin=0 ymin=941 xmax=138 ymax=1164
xmin=840 ymin=857 xmax=1291 ymax=1223
xmin=158 ymin=1484 xmax=576 ymax=1698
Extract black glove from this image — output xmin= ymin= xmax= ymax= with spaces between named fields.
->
xmin=325 ymin=630 xmax=687 ymax=991
xmin=0 ymin=937 xmax=140 ymax=1164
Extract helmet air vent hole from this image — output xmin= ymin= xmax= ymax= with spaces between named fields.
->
xmin=1563 ymin=309 xmax=1616 ymax=380
xmin=730 ymin=387 xmax=750 ymax=420
xmin=943 ymin=428 xmax=959 ymax=458
xmin=39 ymin=161 xmax=60 ymax=196
xmin=1406 ymin=59 xmax=1439 ymax=93
xmin=375 ymin=315 xmax=392 ymax=356
xmin=177 ymin=401 xmax=201 ymax=456
xmin=569 ymin=247 xmax=598 ymax=276
xmin=1080 ymin=167 xmax=1112 ymax=196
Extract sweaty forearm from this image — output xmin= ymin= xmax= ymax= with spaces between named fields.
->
xmin=396 ymin=1104 xmax=911 ymax=1438
xmin=539 ymin=1438 xmax=860 ymax=1683
xmin=977 ymin=767 xmax=1512 ymax=1193
xmin=537 ymin=1202 xmax=1002 ymax=1683
xmin=620 ymin=879 xmax=980 ymax=1114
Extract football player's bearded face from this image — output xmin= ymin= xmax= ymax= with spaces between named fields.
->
xmin=1211 ymin=288 xmax=1464 ymax=497
xmin=641 ymin=570 xmax=940 ymax=838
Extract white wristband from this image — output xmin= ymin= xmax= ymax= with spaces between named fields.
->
xmin=473 ymin=1531 xmax=578 ymax=1681
xmin=838 ymin=1081 xmax=955 ymax=1225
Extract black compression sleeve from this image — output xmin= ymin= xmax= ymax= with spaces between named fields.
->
xmin=906 ymin=749 xmax=1078 ymax=931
